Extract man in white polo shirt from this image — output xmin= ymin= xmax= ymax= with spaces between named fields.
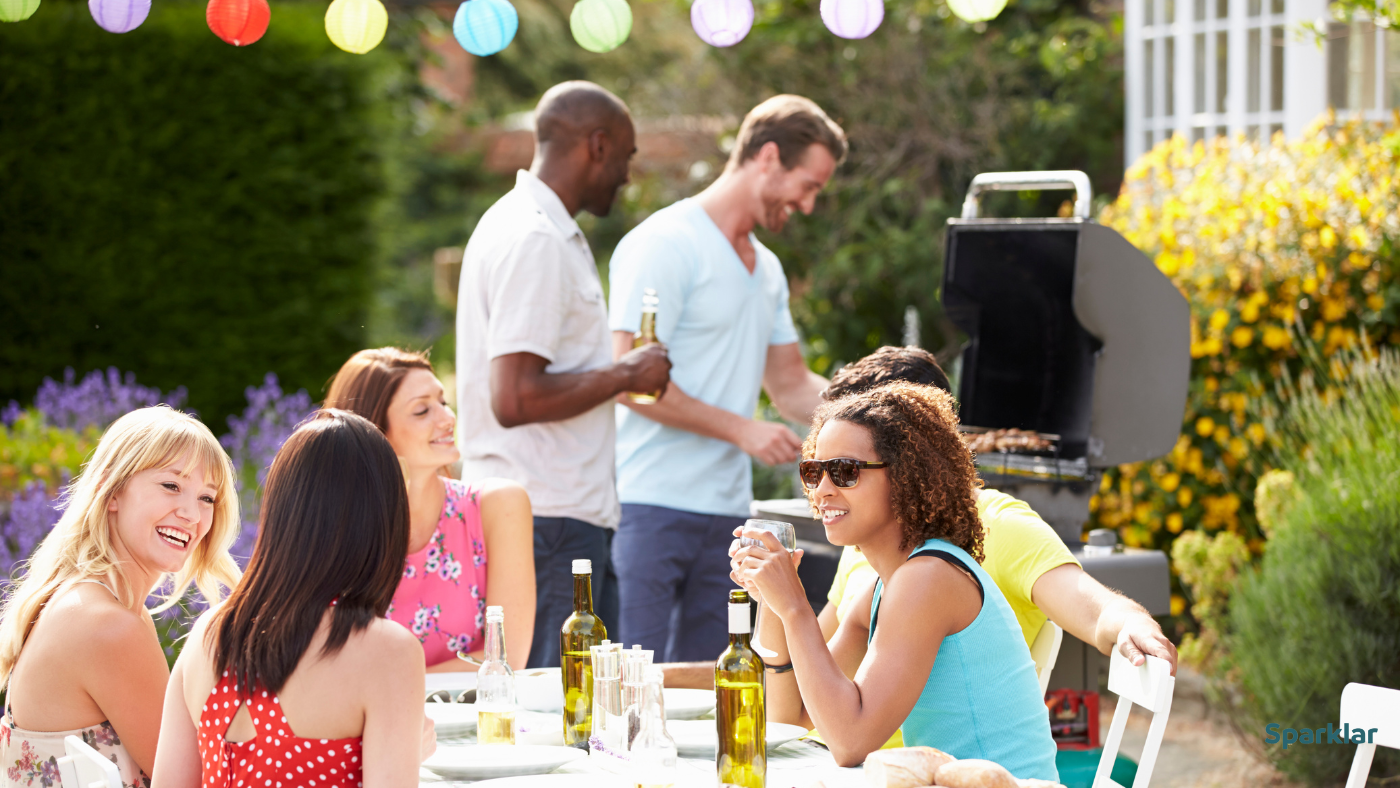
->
xmin=608 ymin=95 xmax=842 ymax=661
xmin=457 ymin=82 xmax=671 ymax=669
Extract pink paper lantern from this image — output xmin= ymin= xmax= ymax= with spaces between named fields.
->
xmin=819 ymin=0 xmax=882 ymax=39
xmin=89 ymin=0 xmax=150 ymax=33
xmin=690 ymin=0 xmax=752 ymax=47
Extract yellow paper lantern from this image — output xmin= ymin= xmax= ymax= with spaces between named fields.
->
xmin=946 ymin=0 xmax=1006 ymax=22
xmin=570 ymin=0 xmax=631 ymax=53
xmin=0 ymin=0 xmax=41 ymax=22
xmin=325 ymin=0 xmax=387 ymax=54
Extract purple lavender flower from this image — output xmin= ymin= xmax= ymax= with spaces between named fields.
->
xmin=32 ymin=368 xmax=189 ymax=431
xmin=219 ymin=374 xmax=316 ymax=565
xmin=1 ymin=401 xmax=22 ymax=426
xmin=0 ymin=479 xmax=66 ymax=570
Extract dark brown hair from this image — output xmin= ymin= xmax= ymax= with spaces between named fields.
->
xmin=211 ymin=409 xmax=409 ymax=694
xmin=805 ymin=381 xmax=984 ymax=561
xmin=729 ymin=95 xmax=848 ymax=171
xmin=324 ymin=348 xmax=434 ymax=432
xmin=825 ymin=346 xmax=952 ymax=401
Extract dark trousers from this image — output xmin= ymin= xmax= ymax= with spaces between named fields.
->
xmin=526 ymin=516 xmax=618 ymax=669
xmin=612 ymin=503 xmax=743 ymax=663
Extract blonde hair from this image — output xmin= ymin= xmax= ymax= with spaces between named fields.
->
xmin=0 ymin=406 xmax=242 ymax=684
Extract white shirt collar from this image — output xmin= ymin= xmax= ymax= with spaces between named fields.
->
xmin=516 ymin=170 xmax=583 ymax=240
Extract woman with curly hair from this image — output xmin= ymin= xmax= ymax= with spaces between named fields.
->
xmin=730 ymin=381 xmax=1058 ymax=779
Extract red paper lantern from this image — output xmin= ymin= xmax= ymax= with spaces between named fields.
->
xmin=207 ymin=0 xmax=269 ymax=46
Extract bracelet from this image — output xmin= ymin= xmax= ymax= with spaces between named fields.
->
xmin=764 ymin=661 xmax=794 ymax=674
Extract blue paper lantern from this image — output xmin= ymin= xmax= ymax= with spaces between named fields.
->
xmin=89 ymin=0 xmax=150 ymax=32
xmin=453 ymin=0 xmax=518 ymax=57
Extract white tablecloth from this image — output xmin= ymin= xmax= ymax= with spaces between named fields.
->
xmin=419 ymin=735 xmax=864 ymax=787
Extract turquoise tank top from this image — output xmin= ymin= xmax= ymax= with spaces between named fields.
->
xmin=869 ymin=537 xmax=1059 ymax=782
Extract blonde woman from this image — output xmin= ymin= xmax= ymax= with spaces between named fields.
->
xmin=0 ymin=406 xmax=241 ymax=788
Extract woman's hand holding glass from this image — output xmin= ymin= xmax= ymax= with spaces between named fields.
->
xmin=728 ymin=527 xmax=806 ymax=622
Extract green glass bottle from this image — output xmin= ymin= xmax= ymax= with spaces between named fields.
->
xmin=560 ymin=558 xmax=608 ymax=750
xmin=716 ymin=589 xmax=765 ymax=788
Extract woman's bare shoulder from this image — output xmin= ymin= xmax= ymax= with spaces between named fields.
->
xmin=47 ymin=583 xmax=151 ymax=649
xmin=350 ymin=618 xmax=426 ymax=664
xmin=474 ymin=477 xmax=528 ymax=502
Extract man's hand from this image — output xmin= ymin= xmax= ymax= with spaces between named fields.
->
xmin=616 ymin=343 xmax=672 ymax=398
xmin=1116 ymin=614 xmax=1179 ymax=675
xmin=737 ymin=420 xmax=802 ymax=465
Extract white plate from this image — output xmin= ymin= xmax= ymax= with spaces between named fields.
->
xmin=425 ymin=672 xmax=478 ymax=701
xmin=466 ymin=776 xmax=618 ymax=788
xmin=424 ymin=702 xmax=477 ymax=736
xmin=514 ymin=711 xmax=565 ymax=747
xmin=666 ymin=720 xmax=809 ymax=757
xmin=662 ymin=688 xmax=716 ymax=720
xmin=421 ymin=744 xmax=586 ymax=780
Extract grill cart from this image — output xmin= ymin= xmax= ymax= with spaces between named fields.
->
xmin=755 ymin=170 xmax=1190 ymax=694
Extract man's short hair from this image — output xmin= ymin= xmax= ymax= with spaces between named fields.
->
xmin=824 ymin=346 xmax=952 ymax=400
xmin=729 ymin=95 xmax=848 ymax=171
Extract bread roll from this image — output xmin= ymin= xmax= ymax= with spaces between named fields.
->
xmin=1017 ymin=780 xmax=1068 ymax=788
xmin=863 ymin=746 xmax=957 ymax=788
xmin=933 ymin=759 xmax=1018 ymax=788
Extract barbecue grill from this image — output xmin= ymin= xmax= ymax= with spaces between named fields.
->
xmin=753 ymin=170 xmax=1190 ymax=692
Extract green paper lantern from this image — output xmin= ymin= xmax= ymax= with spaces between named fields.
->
xmin=0 ymin=0 xmax=41 ymax=22
xmin=570 ymin=0 xmax=631 ymax=53
xmin=946 ymin=0 xmax=1006 ymax=22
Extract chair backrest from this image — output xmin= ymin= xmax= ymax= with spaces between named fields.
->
xmin=1094 ymin=651 xmax=1176 ymax=788
xmin=58 ymin=735 xmax=122 ymax=788
xmin=1030 ymin=619 xmax=1064 ymax=697
xmin=1341 ymin=682 xmax=1400 ymax=788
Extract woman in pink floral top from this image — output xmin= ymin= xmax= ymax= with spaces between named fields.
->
xmin=327 ymin=349 xmax=536 ymax=670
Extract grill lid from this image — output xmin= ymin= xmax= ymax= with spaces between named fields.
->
xmin=943 ymin=171 xmax=1191 ymax=469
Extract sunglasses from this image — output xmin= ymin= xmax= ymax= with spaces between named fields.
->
xmin=798 ymin=458 xmax=889 ymax=489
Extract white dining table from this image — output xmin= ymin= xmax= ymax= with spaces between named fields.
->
xmin=418 ymin=733 xmax=865 ymax=787
xmin=419 ymin=672 xmax=864 ymax=787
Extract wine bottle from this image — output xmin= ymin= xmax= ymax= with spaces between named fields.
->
xmin=477 ymin=605 xmax=516 ymax=745
xmin=628 ymin=288 xmax=662 ymax=403
xmin=561 ymin=558 xmax=608 ymax=750
xmin=716 ymin=589 xmax=765 ymax=788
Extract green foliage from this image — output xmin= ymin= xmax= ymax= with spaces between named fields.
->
xmin=1170 ymin=528 xmax=1249 ymax=671
xmin=0 ymin=2 xmax=400 ymax=425
xmin=0 ymin=411 xmax=96 ymax=497
xmin=1226 ymin=348 xmax=1400 ymax=785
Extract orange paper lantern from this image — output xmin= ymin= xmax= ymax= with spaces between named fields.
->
xmin=207 ymin=0 xmax=269 ymax=45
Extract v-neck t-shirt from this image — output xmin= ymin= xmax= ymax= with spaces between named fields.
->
xmin=608 ymin=198 xmax=800 ymax=517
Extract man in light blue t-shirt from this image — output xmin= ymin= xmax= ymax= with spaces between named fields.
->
xmin=608 ymin=96 xmax=844 ymax=661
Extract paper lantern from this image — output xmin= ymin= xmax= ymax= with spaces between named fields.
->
xmin=453 ymin=0 xmax=517 ymax=56
xmin=89 ymin=0 xmax=150 ymax=32
xmin=569 ymin=0 xmax=630 ymax=53
xmin=325 ymin=0 xmax=386 ymax=53
xmin=946 ymin=0 xmax=1006 ymax=22
xmin=207 ymin=0 xmax=269 ymax=46
xmin=0 ymin=0 xmax=40 ymax=22
xmin=690 ymin=0 xmax=752 ymax=47
xmin=818 ymin=0 xmax=882 ymax=39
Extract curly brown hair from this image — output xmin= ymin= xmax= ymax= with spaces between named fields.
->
xmin=804 ymin=381 xmax=984 ymax=562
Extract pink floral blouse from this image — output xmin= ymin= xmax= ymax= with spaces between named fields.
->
xmin=387 ymin=477 xmax=489 ymax=666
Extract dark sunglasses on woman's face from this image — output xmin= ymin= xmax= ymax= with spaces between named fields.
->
xmin=798 ymin=458 xmax=889 ymax=489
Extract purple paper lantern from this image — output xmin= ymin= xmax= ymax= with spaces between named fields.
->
xmin=89 ymin=0 xmax=150 ymax=32
xmin=819 ymin=0 xmax=882 ymax=39
xmin=690 ymin=0 xmax=753 ymax=47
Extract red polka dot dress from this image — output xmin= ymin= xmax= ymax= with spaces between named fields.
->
xmin=196 ymin=671 xmax=363 ymax=788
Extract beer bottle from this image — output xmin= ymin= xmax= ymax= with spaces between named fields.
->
xmin=629 ymin=288 xmax=662 ymax=403
xmin=477 ymin=606 xmax=516 ymax=744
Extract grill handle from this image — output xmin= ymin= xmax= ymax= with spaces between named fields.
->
xmin=960 ymin=170 xmax=1093 ymax=219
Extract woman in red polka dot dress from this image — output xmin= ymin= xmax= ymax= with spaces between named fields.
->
xmin=151 ymin=411 xmax=436 ymax=788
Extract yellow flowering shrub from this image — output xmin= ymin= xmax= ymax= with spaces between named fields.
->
xmin=1089 ymin=114 xmax=1400 ymax=564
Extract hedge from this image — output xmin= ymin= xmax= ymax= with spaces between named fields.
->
xmin=0 ymin=1 xmax=395 ymax=425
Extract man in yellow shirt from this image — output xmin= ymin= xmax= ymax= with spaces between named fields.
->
xmin=810 ymin=347 xmax=1176 ymax=749
xmin=660 ymin=347 xmax=1177 ymax=695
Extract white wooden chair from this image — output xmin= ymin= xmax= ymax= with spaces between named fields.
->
xmin=1094 ymin=651 xmax=1175 ymax=788
xmin=1030 ymin=619 xmax=1063 ymax=697
xmin=1342 ymin=682 xmax=1400 ymax=788
xmin=57 ymin=735 xmax=121 ymax=788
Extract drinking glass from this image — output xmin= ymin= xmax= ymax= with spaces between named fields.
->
xmin=739 ymin=518 xmax=797 ymax=659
